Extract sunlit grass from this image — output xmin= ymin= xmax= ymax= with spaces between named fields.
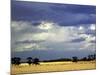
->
xmin=11 ymin=61 xmax=96 ymax=74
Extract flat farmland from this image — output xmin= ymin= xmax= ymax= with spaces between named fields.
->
xmin=11 ymin=61 xmax=96 ymax=74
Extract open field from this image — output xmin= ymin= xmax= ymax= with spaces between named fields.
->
xmin=11 ymin=61 xmax=96 ymax=74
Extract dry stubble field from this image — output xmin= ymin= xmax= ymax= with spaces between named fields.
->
xmin=11 ymin=61 xmax=96 ymax=74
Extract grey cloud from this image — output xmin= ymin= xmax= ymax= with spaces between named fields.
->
xmin=90 ymin=40 xmax=96 ymax=43
xmin=15 ymin=40 xmax=45 ymax=44
xmin=11 ymin=21 xmax=96 ymax=52
xmin=71 ymin=38 xmax=86 ymax=43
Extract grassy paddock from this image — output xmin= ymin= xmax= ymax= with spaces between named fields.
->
xmin=11 ymin=61 xmax=96 ymax=74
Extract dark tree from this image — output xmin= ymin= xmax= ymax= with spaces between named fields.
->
xmin=88 ymin=54 xmax=96 ymax=61
xmin=93 ymin=54 xmax=96 ymax=60
xmin=88 ymin=55 xmax=94 ymax=61
xmin=16 ymin=57 xmax=21 ymax=65
xmin=72 ymin=56 xmax=78 ymax=62
xmin=88 ymin=55 xmax=91 ymax=61
xmin=12 ymin=57 xmax=21 ymax=65
xmin=27 ymin=57 xmax=33 ymax=65
xmin=81 ymin=57 xmax=87 ymax=61
xmin=33 ymin=58 xmax=40 ymax=65
xmin=11 ymin=57 xmax=16 ymax=65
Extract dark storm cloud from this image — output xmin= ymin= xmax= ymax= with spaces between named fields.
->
xmin=90 ymin=40 xmax=96 ymax=43
xmin=85 ymin=30 xmax=96 ymax=36
xmin=71 ymin=38 xmax=85 ymax=43
xmin=78 ymin=29 xmax=96 ymax=36
xmin=11 ymin=0 xmax=96 ymax=26
xmin=50 ymin=4 xmax=96 ymax=14
xmin=31 ymin=21 xmax=41 ymax=26
xmin=15 ymin=40 xmax=45 ymax=44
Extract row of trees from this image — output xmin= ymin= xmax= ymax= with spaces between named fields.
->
xmin=27 ymin=57 xmax=39 ymax=65
xmin=43 ymin=54 xmax=96 ymax=62
xmin=72 ymin=54 xmax=96 ymax=62
xmin=11 ymin=54 xmax=96 ymax=65
xmin=11 ymin=57 xmax=39 ymax=66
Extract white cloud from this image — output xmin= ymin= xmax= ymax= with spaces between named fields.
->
xmin=11 ymin=21 xmax=96 ymax=52
xmin=89 ymin=24 xmax=96 ymax=30
xmin=78 ymin=26 xmax=84 ymax=30
xmin=38 ymin=21 xmax=54 ymax=30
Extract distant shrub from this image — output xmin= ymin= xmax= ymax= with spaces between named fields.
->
xmin=27 ymin=57 xmax=33 ymax=65
xmin=72 ymin=56 xmax=78 ymax=62
xmin=11 ymin=57 xmax=21 ymax=66
xmin=33 ymin=58 xmax=40 ymax=65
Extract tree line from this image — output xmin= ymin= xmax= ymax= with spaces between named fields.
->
xmin=43 ymin=54 xmax=96 ymax=62
xmin=71 ymin=54 xmax=96 ymax=62
xmin=11 ymin=54 xmax=96 ymax=66
xmin=11 ymin=57 xmax=40 ymax=66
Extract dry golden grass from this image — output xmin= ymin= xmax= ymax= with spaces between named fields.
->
xmin=11 ymin=61 xmax=96 ymax=74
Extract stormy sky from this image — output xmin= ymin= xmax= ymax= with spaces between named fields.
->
xmin=11 ymin=0 xmax=96 ymax=60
